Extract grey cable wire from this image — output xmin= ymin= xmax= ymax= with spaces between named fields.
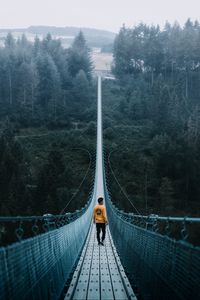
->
xmin=59 ymin=148 xmax=93 ymax=215
xmin=108 ymin=150 xmax=142 ymax=215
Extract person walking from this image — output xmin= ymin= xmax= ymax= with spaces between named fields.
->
xmin=93 ymin=197 xmax=108 ymax=246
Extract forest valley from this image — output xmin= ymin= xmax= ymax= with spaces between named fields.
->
xmin=0 ymin=19 xmax=200 ymax=217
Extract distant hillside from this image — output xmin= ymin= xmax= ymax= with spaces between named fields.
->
xmin=0 ymin=26 xmax=116 ymax=49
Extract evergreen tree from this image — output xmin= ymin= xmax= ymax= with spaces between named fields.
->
xmin=36 ymin=53 xmax=61 ymax=110
xmin=4 ymin=34 xmax=17 ymax=106
xmin=67 ymin=31 xmax=93 ymax=80
xmin=5 ymin=33 xmax=15 ymax=49
xmin=72 ymin=69 xmax=90 ymax=114
xmin=113 ymin=26 xmax=134 ymax=79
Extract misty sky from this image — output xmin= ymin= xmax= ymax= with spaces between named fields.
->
xmin=0 ymin=0 xmax=199 ymax=32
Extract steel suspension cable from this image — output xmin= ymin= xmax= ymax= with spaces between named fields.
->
xmin=59 ymin=148 xmax=93 ymax=215
xmin=107 ymin=150 xmax=142 ymax=215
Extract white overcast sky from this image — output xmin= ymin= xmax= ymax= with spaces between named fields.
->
xmin=0 ymin=0 xmax=199 ymax=32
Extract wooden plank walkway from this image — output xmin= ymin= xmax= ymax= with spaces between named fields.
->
xmin=65 ymin=224 xmax=137 ymax=300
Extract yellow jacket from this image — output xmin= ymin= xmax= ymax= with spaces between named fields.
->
xmin=93 ymin=204 xmax=108 ymax=224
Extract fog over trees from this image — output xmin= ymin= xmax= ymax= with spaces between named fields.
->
xmin=0 ymin=20 xmax=200 ymax=216
xmin=107 ymin=19 xmax=200 ymax=215
xmin=0 ymin=31 xmax=93 ymax=127
xmin=0 ymin=31 xmax=95 ymax=215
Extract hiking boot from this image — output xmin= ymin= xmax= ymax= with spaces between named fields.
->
xmin=100 ymin=241 xmax=104 ymax=246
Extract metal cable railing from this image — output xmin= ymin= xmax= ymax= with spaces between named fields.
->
xmin=0 ymin=206 xmax=90 ymax=247
xmin=104 ymin=185 xmax=200 ymax=300
xmin=0 ymin=146 xmax=95 ymax=248
xmin=0 ymin=192 xmax=95 ymax=300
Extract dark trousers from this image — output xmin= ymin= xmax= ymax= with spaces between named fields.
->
xmin=96 ymin=223 xmax=106 ymax=243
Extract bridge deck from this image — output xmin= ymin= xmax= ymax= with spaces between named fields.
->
xmin=65 ymin=225 xmax=137 ymax=300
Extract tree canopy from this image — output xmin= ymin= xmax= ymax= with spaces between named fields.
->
xmin=0 ymin=31 xmax=94 ymax=127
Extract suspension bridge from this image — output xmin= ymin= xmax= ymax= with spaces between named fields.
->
xmin=0 ymin=76 xmax=200 ymax=300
